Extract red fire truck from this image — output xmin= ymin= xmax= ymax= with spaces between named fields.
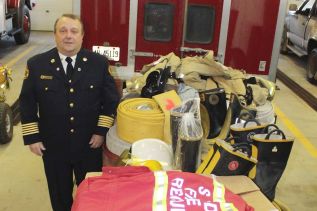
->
xmin=78 ymin=0 xmax=287 ymax=81
xmin=0 ymin=0 xmax=34 ymax=44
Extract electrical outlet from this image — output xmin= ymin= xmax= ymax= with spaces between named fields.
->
xmin=259 ymin=61 xmax=266 ymax=72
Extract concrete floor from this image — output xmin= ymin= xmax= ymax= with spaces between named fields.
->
xmin=0 ymin=31 xmax=317 ymax=211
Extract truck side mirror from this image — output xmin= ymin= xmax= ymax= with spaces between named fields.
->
xmin=289 ymin=4 xmax=297 ymax=11
xmin=303 ymin=8 xmax=311 ymax=16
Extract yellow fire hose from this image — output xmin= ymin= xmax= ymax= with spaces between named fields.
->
xmin=116 ymin=98 xmax=165 ymax=143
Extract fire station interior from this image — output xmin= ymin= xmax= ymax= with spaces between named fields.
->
xmin=1 ymin=0 xmax=317 ymax=210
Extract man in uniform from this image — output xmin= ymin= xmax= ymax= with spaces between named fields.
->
xmin=19 ymin=14 xmax=120 ymax=211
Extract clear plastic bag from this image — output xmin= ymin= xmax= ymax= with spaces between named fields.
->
xmin=171 ymin=98 xmax=203 ymax=172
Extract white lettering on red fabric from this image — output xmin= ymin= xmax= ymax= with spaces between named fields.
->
xmin=198 ymin=186 xmax=211 ymax=197
xmin=185 ymin=188 xmax=197 ymax=198
xmin=170 ymin=196 xmax=185 ymax=208
xmin=170 ymin=187 xmax=183 ymax=196
xmin=185 ymin=188 xmax=201 ymax=206
xmin=171 ymin=178 xmax=184 ymax=188
xmin=169 ymin=177 xmax=218 ymax=211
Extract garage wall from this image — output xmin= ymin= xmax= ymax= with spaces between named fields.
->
xmin=30 ymin=0 xmax=73 ymax=31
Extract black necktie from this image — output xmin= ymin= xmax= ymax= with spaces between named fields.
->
xmin=65 ymin=57 xmax=74 ymax=79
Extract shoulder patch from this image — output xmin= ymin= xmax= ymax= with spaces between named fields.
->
xmin=24 ymin=68 xmax=29 ymax=79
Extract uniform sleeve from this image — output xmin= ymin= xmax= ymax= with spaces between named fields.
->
xmin=19 ymin=61 xmax=40 ymax=145
xmin=94 ymin=59 xmax=120 ymax=136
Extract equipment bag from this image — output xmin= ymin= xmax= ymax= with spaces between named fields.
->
xmin=199 ymin=88 xmax=227 ymax=139
xmin=230 ymin=119 xmax=267 ymax=144
xmin=251 ymin=129 xmax=294 ymax=201
xmin=196 ymin=139 xmax=257 ymax=177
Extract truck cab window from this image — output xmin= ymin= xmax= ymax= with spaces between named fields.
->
xmin=298 ymin=0 xmax=315 ymax=16
xmin=144 ymin=3 xmax=174 ymax=42
xmin=185 ymin=5 xmax=215 ymax=44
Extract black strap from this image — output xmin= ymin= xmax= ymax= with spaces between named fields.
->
xmin=243 ymin=118 xmax=260 ymax=128
xmin=265 ymin=129 xmax=286 ymax=140
xmin=232 ymin=143 xmax=252 ymax=157
xmin=262 ymin=124 xmax=279 ymax=133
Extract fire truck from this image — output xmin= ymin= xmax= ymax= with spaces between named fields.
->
xmin=78 ymin=0 xmax=287 ymax=81
xmin=0 ymin=0 xmax=34 ymax=44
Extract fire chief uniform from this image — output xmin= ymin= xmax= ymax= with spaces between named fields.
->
xmin=19 ymin=47 xmax=120 ymax=210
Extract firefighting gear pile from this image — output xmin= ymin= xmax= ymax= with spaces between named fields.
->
xmin=72 ymin=166 xmax=254 ymax=211
xmin=101 ymin=51 xmax=294 ymax=207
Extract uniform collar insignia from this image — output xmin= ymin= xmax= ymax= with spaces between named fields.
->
xmin=83 ymin=57 xmax=87 ymax=62
xmin=50 ymin=58 xmax=55 ymax=63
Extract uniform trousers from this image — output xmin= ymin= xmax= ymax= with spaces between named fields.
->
xmin=42 ymin=149 xmax=102 ymax=211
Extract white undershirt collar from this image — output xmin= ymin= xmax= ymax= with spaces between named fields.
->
xmin=58 ymin=53 xmax=77 ymax=73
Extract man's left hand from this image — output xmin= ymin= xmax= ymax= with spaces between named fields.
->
xmin=89 ymin=134 xmax=105 ymax=148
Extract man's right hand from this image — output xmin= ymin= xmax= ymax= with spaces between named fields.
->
xmin=29 ymin=142 xmax=46 ymax=156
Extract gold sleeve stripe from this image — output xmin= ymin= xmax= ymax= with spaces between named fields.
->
xmin=97 ymin=122 xmax=113 ymax=128
xmin=21 ymin=125 xmax=38 ymax=129
xmin=98 ymin=119 xmax=113 ymax=124
xmin=22 ymin=122 xmax=39 ymax=136
xmin=22 ymin=122 xmax=38 ymax=128
xmin=98 ymin=120 xmax=113 ymax=125
xmin=98 ymin=115 xmax=114 ymax=127
xmin=22 ymin=128 xmax=39 ymax=133
xmin=98 ymin=117 xmax=113 ymax=121
xmin=98 ymin=116 xmax=114 ymax=121
xmin=22 ymin=132 xmax=39 ymax=136
xmin=22 ymin=128 xmax=38 ymax=132
xmin=22 ymin=127 xmax=39 ymax=132
xmin=22 ymin=130 xmax=39 ymax=136
xmin=98 ymin=115 xmax=114 ymax=119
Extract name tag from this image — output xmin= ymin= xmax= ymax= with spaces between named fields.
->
xmin=40 ymin=75 xmax=53 ymax=80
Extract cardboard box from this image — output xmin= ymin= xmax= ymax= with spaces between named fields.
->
xmin=217 ymin=176 xmax=278 ymax=211
xmin=85 ymin=173 xmax=277 ymax=210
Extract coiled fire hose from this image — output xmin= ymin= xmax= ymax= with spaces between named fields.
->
xmin=116 ymin=98 xmax=165 ymax=143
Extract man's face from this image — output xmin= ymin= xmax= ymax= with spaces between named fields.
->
xmin=54 ymin=17 xmax=83 ymax=56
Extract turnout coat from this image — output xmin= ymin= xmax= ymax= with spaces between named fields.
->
xmin=20 ymin=48 xmax=120 ymax=162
